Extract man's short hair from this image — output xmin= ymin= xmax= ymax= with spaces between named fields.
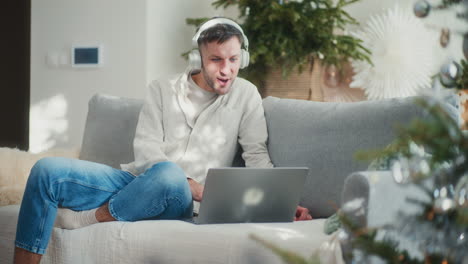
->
xmin=197 ymin=23 xmax=244 ymax=48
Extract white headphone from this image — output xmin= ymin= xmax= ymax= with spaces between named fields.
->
xmin=188 ymin=18 xmax=250 ymax=70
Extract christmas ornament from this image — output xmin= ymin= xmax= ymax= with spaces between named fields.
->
xmin=456 ymin=232 xmax=466 ymax=246
xmin=409 ymin=141 xmax=425 ymax=157
xmin=433 ymin=197 xmax=456 ymax=213
xmin=414 ymin=0 xmax=431 ymax=18
xmin=310 ymin=2 xmax=317 ymax=9
xmin=439 ymin=61 xmax=461 ymax=88
xmin=350 ymin=5 xmax=435 ymax=99
xmin=433 ymin=185 xmax=456 ymax=213
xmin=391 ymin=155 xmax=430 ymax=184
xmin=391 ymin=158 xmax=411 ymax=184
xmin=455 ymin=175 xmax=468 ymax=207
xmin=440 ymin=28 xmax=450 ymax=47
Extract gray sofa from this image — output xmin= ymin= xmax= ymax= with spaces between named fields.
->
xmin=0 ymin=93 xmax=460 ymax=263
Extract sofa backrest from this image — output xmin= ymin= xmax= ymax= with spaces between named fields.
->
xmin=262 ymin=94 xmax=459 ymax=217
xmin=79 ymin=92 xmax=460 ymax=218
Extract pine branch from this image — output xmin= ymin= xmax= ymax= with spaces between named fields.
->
xmin=338 ymin=212 xmax=422 ymax=264
xmin=185 ymin=18 xmax=210 ymax=28
xmin=457 ymin=59 xmax=468 ymax=90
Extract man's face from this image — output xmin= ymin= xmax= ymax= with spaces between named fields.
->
xmin=197 ymin=37 xmax=242 ymax=95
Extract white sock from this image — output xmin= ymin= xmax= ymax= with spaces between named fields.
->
xmin=54 ymin=208 xmax=99 ymax=230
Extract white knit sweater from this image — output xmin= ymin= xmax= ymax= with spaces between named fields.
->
xmin=121 ymin=69 xmax=273 ymax=185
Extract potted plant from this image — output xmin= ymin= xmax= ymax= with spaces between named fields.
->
xmin=185 ymin=0 xmax=370 ymax=98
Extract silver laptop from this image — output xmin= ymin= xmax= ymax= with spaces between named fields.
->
xmin=195 ymin=167 xmax=308 ymax=224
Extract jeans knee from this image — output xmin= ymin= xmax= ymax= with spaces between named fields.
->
xmin=28 ymin=157 xmax=70 ymax=186
xmin=32 ymin=157 xmax=59 ymax=170
xmin=145 ymin=162 xmax=191 ymax=201
xmin=29 ymin=157 xmax=56 ymax=181
xmin=154 ymin=161 xmax=183 ymax=174
xmin=147 ymin=161 xmax=185 ymax=183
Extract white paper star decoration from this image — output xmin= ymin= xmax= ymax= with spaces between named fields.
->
xmin=350 ymin=5 xmax=437 ymax=100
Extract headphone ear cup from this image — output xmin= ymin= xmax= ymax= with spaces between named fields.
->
xmin=188 ymin=49 xmax=202 ymax=70
xmin=240 ymin=49 xmax=249 ymax=69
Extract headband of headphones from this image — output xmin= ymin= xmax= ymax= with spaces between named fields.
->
xmin=191 ymin=18 xmax=249 ymax=51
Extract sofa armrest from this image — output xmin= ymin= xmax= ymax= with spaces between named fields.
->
xmin=341 ymin=171 xmax=428 ymax=229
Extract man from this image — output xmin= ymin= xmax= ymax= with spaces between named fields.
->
xmin=14 ymin=18 xmax=312 ymax=263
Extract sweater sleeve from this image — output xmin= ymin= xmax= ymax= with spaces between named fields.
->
xmin=238 ymin=87 xmax=274 ymax=168
xmin=131 ymin=81 xmax=169 ymax=174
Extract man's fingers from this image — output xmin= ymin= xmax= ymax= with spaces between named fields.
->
xmin=299 ymin=213 xmax=309 ymax=220
xmin=295 ymin=207 xmax=312 ymax=221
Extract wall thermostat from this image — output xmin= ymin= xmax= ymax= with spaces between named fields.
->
xmin=71 ymin=45 xmax=102 ymax=67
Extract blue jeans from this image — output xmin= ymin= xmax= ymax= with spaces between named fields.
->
xmin=15 ymin=157 xmax=193 ymax=254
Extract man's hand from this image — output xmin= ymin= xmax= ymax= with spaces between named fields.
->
xmin=187 ymin=178 xmax=204 ymax=202
xmin=295 ymin=205 xmax=312 ymax=221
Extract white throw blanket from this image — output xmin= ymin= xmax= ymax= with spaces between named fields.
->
xmin=0 ymin=147 xmax=79 ymax=206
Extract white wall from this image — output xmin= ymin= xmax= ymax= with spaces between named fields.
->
xmin=30 ymin=0 xmax=465 ymax=152
xmin=30 ymin=0 xmax=234 ymax=152
xmin=146 ymin=0 xmax=223 ymax=83
xmin=30 ymin=0 xmax=147 ymax=152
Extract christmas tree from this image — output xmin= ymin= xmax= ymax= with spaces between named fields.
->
xmin=339 ymin=0 xmax=468 ymax=263
xmin=250 ymin=1 xmax=468 ymax=263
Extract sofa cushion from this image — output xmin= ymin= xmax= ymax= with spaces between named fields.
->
xmin=0 ymin=205 xmax=330 ymax=264
xmin=79 ymin=94 xmax=144 ymax=168
xmin=262 ymin=93 xmax=459 ymax=218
